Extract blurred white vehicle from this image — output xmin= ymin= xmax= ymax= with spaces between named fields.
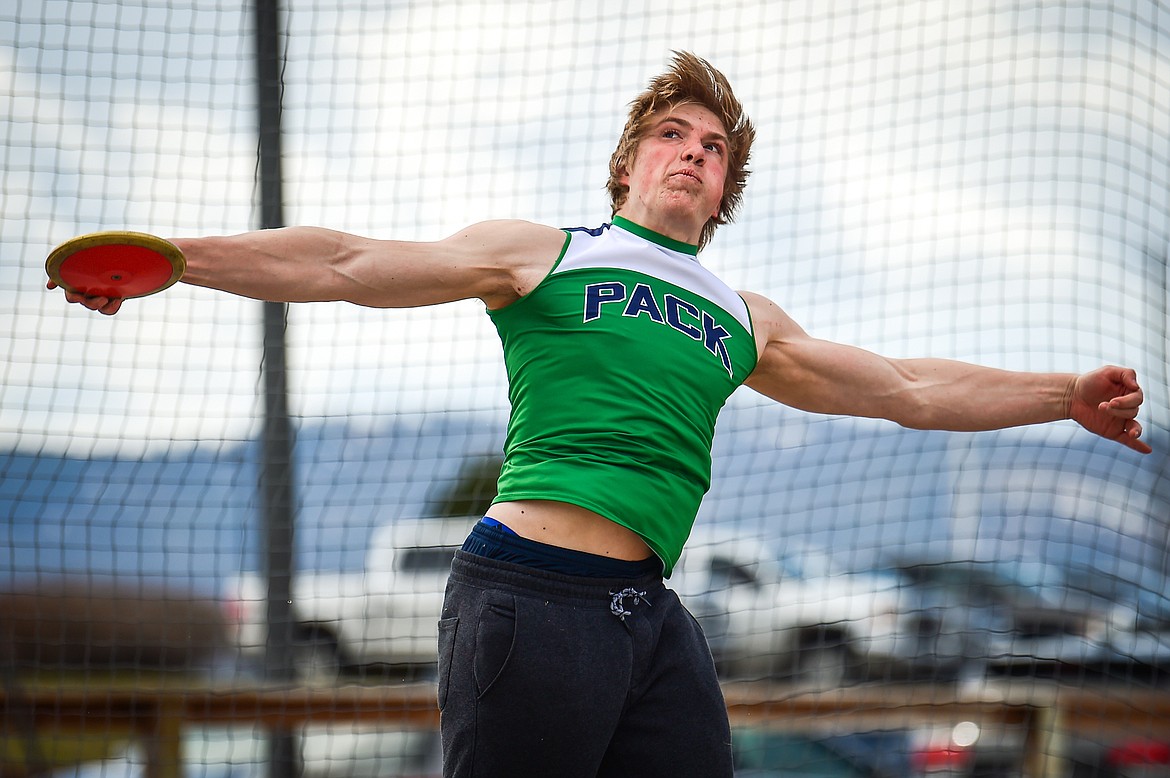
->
xmin=888 ymin=558 xmax=1119 ymax=680
xmin=225 ymin=519 xmax=959 ymax=685
xmin=1058 ymin=563 xmax=1170 ymax=678
xmin=671 ymin=530 xmax=950 ymax=685
xmin=223 ymin=518 xmax=475 ymax=680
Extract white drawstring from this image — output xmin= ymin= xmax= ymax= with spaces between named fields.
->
xmin=609 ymin=587 xmax=651 ymax=621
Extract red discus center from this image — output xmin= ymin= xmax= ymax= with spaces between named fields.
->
xmin=57 ymin=243 xmax=176 ymax=298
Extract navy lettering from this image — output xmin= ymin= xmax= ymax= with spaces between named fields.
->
xmin=664 ymin=295 xmax=702 ymax=340
xmin=702 ymin=312 xmax=733 ymax=376
xmin=582 ymin=280 xmax=736 ymax=377
xmin=623 ymin=283 xmax=665 ymax=323
xmin=583 ymin=282 xmax=626 ymax=322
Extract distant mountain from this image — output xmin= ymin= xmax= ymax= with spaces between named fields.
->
xmin=704 ymin=410 xmax=1169 ymax=575
xmin=3 ymin=407 xmax=1166 ymax=592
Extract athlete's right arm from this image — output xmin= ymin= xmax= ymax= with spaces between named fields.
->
xmin=51 ymin=220 xmax=567 ymax=315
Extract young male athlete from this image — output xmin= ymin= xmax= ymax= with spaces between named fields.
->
xmin=52 ymin=52 xmax=1150 ymax=777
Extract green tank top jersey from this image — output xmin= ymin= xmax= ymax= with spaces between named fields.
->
xmin=487 ymin=216 xmax=758 ymax=576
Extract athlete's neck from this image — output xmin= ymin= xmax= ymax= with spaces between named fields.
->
xmin=611 ymin=214 xmax=700 ymax=255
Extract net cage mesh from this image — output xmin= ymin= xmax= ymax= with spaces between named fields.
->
xmin=1 ymin=0 xmax=1168 ymax=775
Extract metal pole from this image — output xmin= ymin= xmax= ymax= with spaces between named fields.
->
xmin=254 ymin=0 xmax=299 ymax=775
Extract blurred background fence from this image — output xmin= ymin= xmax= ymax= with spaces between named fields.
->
xmin=2 ymin=0 xmax=1168 ymax=776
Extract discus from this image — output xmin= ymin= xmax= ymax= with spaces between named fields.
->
xmin=46 ymin=230 xmax=186 ymax=299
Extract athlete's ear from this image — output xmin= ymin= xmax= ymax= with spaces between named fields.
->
xmin=616 ymin=146 xmax=638 ymax=187
xmin=711 ymin=180 xmax=728 ymax=219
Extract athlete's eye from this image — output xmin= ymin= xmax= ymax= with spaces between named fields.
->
xmin=662 ymin=129 xmax=681 ymax=139
xmin=704 ymin=142 xmax=724 ymax=154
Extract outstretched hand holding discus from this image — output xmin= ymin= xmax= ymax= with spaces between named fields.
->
xmin=45 ymin=230 xmax=186 ymax=315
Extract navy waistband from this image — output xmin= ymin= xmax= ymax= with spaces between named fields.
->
xmin=462 ymin=518 xmax=662 ymax=579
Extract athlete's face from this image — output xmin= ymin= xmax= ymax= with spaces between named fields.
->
xmin=618 ymin=103 xmax=729 ymax=242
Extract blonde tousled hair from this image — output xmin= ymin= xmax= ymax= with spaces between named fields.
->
xmin=607 ymin=51 xmax=756 ymax=250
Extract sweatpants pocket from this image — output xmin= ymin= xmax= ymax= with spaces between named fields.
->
xmin=474 ymin=590 xmax=517 ymax=697
xmin=436 ymin=616 xmax=459 ymax=711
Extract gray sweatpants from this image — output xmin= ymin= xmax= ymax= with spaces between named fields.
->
xmin=437 ymin=551 xmax=734 ymax=778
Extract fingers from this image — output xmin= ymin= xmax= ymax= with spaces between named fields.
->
xmin=1099 ymin=397 xmax=1142 ymax=419
xmin=1094 ymin=367 xmax=1145 ymax=413
xmin=84 ymin=295 xmax=123 ymax=315
xmin=1084 ymin=366 xmax=1151 ymax=454
xmin=94 ymin=297 xmax=123 ymax=315
xmin=1119 ymin=420 xmax=1153 ymax=455
xmin=1112 ymin=368 xmax=1145 ymax=405
xmin=68 ymin=291 xmax=117 ymax=313
xmin=1118 ymin=366 xmax=1144 ymax=392
xmin=47 ymin=280 xmax=124 ymax=315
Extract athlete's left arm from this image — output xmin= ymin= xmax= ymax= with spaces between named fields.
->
xmin=739 ymin=291 xmax=1151 ymax=453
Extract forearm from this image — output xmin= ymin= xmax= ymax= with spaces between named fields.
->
xmin=884 ymin=358 xmax=1077 ymax=432
xmin=173 ymin=227 xmax=362 ymax=303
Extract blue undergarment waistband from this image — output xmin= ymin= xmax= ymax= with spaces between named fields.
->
xmin=462 ymin=517 xmax=662 ymax=579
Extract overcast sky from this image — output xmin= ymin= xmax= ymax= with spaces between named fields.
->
xmin=3 ymin=0 xmax=1168 ymax=457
